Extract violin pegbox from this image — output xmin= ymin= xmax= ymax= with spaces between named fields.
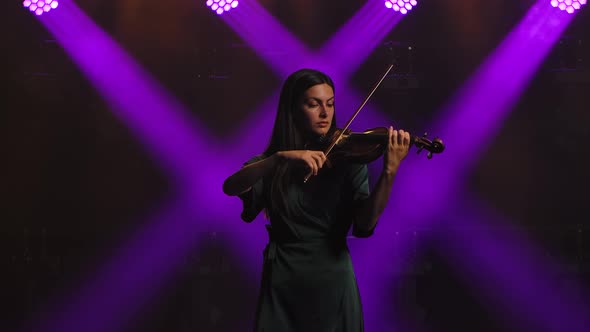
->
xmin=414 ymin=132 xmax=445 ymax=159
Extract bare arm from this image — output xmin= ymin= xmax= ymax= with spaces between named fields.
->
xmin=354 ymin=127 xmax=410 ymax=231
xmin=222 ymin=150 xmax=327 ymax=196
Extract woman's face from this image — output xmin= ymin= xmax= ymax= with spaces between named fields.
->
xmin=299 ymin=83 xmax=335 ymax=137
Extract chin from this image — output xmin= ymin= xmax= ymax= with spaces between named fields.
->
xmin=315 ymin=129 xmax=329 ymax=136
xmin=307 ymin=126 xmax=331 ymax=138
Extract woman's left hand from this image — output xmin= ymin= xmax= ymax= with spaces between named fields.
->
xmin=383 ymin=126 xmax=410 ymax=175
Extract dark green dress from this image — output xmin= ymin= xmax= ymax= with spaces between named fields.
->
xmin=239 ymin=155 xmax=373 ymax=332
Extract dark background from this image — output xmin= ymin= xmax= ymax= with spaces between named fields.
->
xmin=3 ymin=0 xmax=589 ymax=331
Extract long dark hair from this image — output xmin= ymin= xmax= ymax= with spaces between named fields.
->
xmin=263 ymin=68 xmax=337 ymax=219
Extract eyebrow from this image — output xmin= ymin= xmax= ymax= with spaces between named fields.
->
xmin=306 ymin=96 xmax=335 ymax=102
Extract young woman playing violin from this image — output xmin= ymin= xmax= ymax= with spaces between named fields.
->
xmin=223 ymin=68 xmax=411 ymax=331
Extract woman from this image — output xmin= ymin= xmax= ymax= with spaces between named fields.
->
xmin=223 ymin=68 xmax=410 ymax=331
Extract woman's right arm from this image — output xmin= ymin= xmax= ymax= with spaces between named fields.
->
xmin=222 ymin=154 xmax=279 ymax=196
xmin=222 ymin=150 xmax=327 ymax=196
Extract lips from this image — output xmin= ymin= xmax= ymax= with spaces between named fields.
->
xmin=317 ymin=122 xmax=330 ymax=127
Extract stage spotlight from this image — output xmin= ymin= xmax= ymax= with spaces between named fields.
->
xmin=384 ymin=0 xmax=418 ymax=15
xmin=550 ymin=0 xmax=586 ymax=14
xmin=23 ymin=0 xmax=58 ymax=16
xmin=206 ymin=0 xmax=238 ymax=15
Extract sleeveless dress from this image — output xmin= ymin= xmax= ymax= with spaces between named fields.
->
xmin=239 ymin=155 xmax=374 ymax=332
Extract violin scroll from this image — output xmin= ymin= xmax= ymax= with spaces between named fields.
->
xmin=413 ymin=132 xmax=445 ymax=159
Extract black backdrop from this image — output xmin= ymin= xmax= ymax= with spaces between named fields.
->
xmin=3 ymin=0 xmax=589 ymax=331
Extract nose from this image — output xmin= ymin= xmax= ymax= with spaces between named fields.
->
xmin=319 ymin=104 xmax=328 ymax=118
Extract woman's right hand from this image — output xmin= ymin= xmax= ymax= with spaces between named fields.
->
xmin=276 ymin=150 xmax=327 ymax=176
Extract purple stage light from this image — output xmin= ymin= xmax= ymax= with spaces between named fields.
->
xmin=23 ymin=0 xmax=57 ymax=15
xmin=385 ymin=0 xmax=417 ymax=15
xmin=206 ymin=0 xmax=238 ymax=15
xmin=551 ymin=0 xmax=586 ymax=13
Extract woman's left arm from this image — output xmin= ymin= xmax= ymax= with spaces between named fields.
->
xmin=354 ymin=127 xmax=410 ymax=232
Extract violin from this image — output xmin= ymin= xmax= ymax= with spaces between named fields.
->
xmin=317 ymin=127 xmax=444 ymax=165
xmin=303 ymin=64 xmax=445 ymax=183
